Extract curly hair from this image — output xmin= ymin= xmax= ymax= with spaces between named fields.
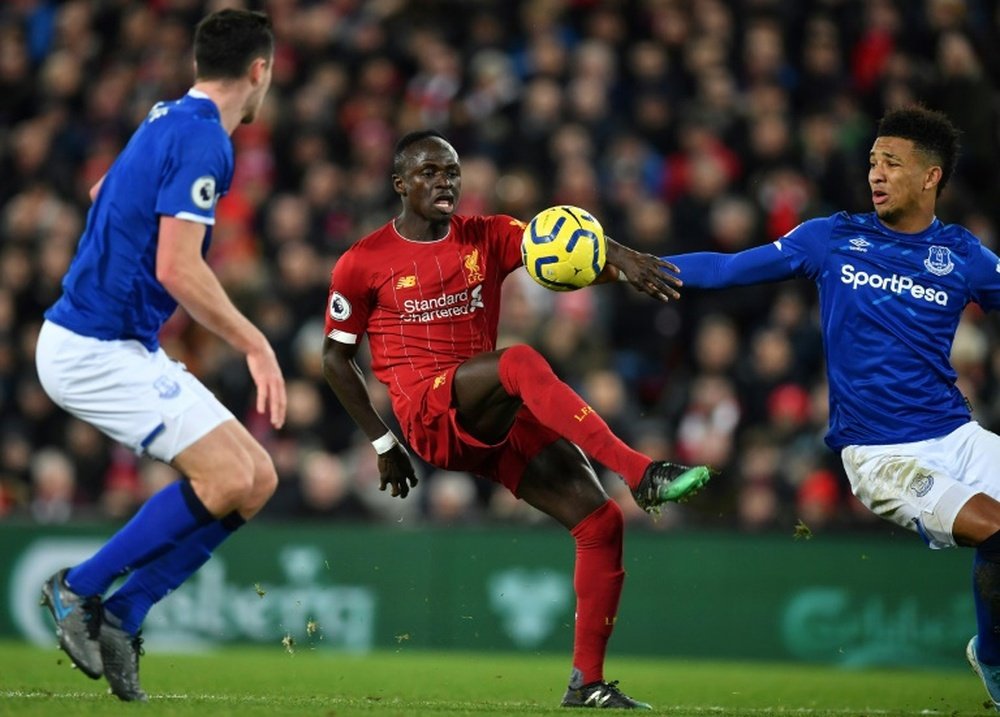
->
xmin=877 ymin=106 xmax=961 ymax=195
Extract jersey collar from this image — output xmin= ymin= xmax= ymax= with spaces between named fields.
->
xmin=872 ymin=213 xmax=942 ymax=241
xmin=185 ymin=88 xmax=222 ymax=121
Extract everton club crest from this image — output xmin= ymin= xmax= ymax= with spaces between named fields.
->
xmin=923 ymin=246 xmax=954 ymax=276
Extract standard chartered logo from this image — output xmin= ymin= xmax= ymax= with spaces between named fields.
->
xmin=401 ymin=284 xmax=484 ymax=323
xmin=840 ymin=264 xmax=948 ymax=305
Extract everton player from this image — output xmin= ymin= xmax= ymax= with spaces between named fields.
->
xmin=661 ymin=106 xmax=1000 ymax=710
xmin=322 ymin=130 xmax=711 ymax=710
xmin=35 ymin=9 xmax=285 ymax=701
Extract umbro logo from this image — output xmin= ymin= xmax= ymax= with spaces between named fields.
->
xmin=849 ymin=237 xmax=871 ymax=252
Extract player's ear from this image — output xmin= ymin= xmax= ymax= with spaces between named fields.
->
xmin=248 ymin=56 xmax=268 ymax=86
xmin=923 ymin=165 xmax=942 ymax=193
xmin=392 ymin=174 xmax=406 ymax=196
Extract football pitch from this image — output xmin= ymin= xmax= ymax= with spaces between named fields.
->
xmin=0 ymin=640 xmax=990 ymax=716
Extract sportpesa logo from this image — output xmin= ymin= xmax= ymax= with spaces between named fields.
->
xmin=840 ymin=264 xmax=948 ymax=306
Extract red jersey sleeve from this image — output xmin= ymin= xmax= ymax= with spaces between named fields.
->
xmin=324 ymin=247 xmax=373 ymax=344
xmin=483 ymin=214 xmax=527 ymax=277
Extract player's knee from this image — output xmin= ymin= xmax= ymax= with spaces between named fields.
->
xmin=208 ymin=449 xmax=256 ymax=506
xmin=502 ymin=343 xmax=545 ymax=368
xmin=252 ymin=453 xmax=279 ymax=501
xmin=602 ymin=499 xmax=625 ymax=536
xmin=498 ymin=344 xmax=553 ymax=387
xmin=573 ymin=499 xmax=624 ymax=546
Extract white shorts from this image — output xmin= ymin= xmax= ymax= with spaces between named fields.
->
xmin=841 ymin=421 xmax=1000 ymax=549
xmin=35 ymin=320 xmax=233 ymax=462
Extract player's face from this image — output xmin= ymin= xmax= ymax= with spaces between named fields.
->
xmin=868 ymin=136 xmax=935 ymax=228
xmin=396 ymin=139 xmax=461 ymax=220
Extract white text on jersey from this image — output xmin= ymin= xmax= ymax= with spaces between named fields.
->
xmin=401 ymin=285 xmax=484 ymax=322
xmin=840 ymin=264 xmax=948 ymax=306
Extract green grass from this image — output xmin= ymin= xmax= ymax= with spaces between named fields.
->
xmin=0 ymin=640 xmax=990 ymax=716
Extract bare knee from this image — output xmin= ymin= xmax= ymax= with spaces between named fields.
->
xmin=193 ymin=449 xmax=256 ymax=512
xmin=241 ymin=449 xmax=278 ymax=518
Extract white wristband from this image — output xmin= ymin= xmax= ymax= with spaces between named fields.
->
xmin=372 ymin=431 xmax=398 ymax=455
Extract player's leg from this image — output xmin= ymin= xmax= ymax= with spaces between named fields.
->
xmin=93 ymin=417 xmax=276 ymax=702
xmin=454 ymin=346 xmax=710 ymax=511
xmin=945 ymin=427 xmax=1000 ymax=711
xmin=516 ymin=439 xmax=650 ymax=710
xmin=35 ymin=323 xmax=276 ymax=698
xmin=842 ymin=424 xmax=1000 ymax=709
xmin=102 ymin=421 xmax=275 ymax=636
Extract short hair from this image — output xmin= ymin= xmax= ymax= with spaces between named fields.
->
xmin=194 ymin=9 xmax=274 ymax=81
xmin=877 ymin=106 xmax=960 ymax=194
xmin=393 ymin=130 xmax=450 ymax=175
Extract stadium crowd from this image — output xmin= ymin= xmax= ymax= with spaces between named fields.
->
xmin=3 ymin=0 xmax=1000 ymax=534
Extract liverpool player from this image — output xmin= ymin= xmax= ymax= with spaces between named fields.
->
xmin=322 ymin=130 xmax=710 ymax=710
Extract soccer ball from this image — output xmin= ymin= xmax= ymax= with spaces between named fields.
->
xmin=521 ymin=205 xmax=607 ymax=291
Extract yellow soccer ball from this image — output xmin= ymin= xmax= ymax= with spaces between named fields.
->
xmin=521 ymin=205 xmax=607 ymax=291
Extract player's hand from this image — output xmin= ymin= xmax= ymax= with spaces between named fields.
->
xmin=608 ymin=243 xmax=682 ymax=302
xmin=378 ymin=444 xmax=419 ymax=498
xmin=246 ymin=344 xmax=287 ymax=429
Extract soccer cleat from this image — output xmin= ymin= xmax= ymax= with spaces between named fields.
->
xmin=39 ymin=569 xmax=103 ymax=679
xmin=100 ymin=621 xmax=148 ymax=702
xmin=631 ymin=461 xmax=711 ymax=514
xmin=967 ymin=636 xmax=1000 ymax=711
xmin=561 ymin=680 xmax=652 ymax=710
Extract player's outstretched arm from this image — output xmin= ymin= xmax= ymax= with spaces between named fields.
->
xmin=322 ymin=337 xmax=418 ymax=499
xmin=663 ymin=243 xmax=793 ymax=289
xmin=593 ymin=236 xmax=682 ymax=302
xmin=156 ymin=216 xmax=286 ymax=428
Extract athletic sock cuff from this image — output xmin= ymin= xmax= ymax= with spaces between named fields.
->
xmin=220 ymin=510 xmax=246 ymax=532
xmin=179 ymin=479 xmax=215 ymax=525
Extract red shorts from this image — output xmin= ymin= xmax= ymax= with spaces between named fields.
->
xmin=398 ymin=366 xmax=560 ymax=494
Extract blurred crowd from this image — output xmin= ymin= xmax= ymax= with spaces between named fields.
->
xmin=3 ymin=0 xmax=1000 ymax=535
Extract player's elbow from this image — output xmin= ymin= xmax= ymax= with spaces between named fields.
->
xmin=155 ymin=260 xmax=188 ymax=297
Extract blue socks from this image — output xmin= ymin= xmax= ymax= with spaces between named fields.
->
xmin=66 ymin=480 xmax=214 ymax=597
xmin=974 ymin=530 xmax=1000 ymax=665
xmin=104 ymin=511 xmax=245 ymax=635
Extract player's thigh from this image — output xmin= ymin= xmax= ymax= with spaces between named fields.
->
xmin=518 ymin=439 xmax=609 ymax=529
xmin=35 ymin=320 xmax=233 ymax=463
xmin=452 ymin=351 xmax=521 ymax=443
xmin=841 ymin=425 xmax=987 ymax=549
xmin=171 ymin=418 xmax=269 ymax=482
xmin=950 ymin=421 xmax=1000 ymax=501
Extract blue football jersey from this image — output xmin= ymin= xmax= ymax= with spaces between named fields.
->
xmin=46 ymin=89 xmax=233 ymax=350
xmin=668 ymin=212 xmax=1000 ymax=450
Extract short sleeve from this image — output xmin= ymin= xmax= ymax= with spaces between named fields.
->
xmin=155 ymin=122 xmax=232 ymax=225
xmin=486 ymin=214 xmax=528 ymax=275
xmin=325 ymin=249 xmax=373 ymax=344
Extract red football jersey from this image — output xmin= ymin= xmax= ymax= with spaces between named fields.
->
xmin=325 ymin=213 xmax=525 ymax=416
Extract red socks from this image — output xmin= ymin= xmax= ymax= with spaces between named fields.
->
xmin=497 ymin=345 xmax=650 ymax=487
xmin=570 ymin=500 xmax=625 ymax=685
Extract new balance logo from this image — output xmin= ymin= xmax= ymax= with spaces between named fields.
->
xmin=585 ymin=691 xmax=612 ymax=706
